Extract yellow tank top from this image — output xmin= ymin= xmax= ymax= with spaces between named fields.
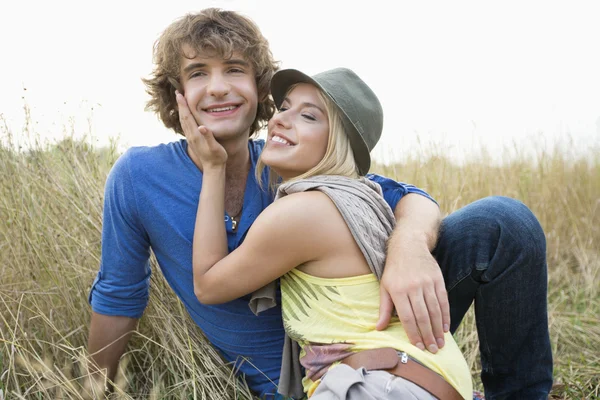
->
xmin=281 ymin=268 xmax=473 ymax=399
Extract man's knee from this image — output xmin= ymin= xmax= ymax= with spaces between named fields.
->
xmin=471 ymin=196 xmax=546 ymax=259
xmin=438 ymin=196 xmax=546 ymax=276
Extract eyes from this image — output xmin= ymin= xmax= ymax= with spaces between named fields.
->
xmin=189 ymin=67 xmax=246 ymax=79
xmin=278 ymin=106 xmax=317 ymax=122
xmin=189 ymin=71 xmax=204 ymax=79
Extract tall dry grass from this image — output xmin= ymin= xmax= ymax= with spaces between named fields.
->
xmin=1 ymin=110 xmax=598 ymax=399
xmin=0 ymin=112 xmax=254 ymax=399
xmin=374 ymin=140 xmax=600 ymax=399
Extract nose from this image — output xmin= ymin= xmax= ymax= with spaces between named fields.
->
xmin=206 ymin=72 xmax=230 ymax=97
xmin=271 ymin=109 xmax=291 ymax=129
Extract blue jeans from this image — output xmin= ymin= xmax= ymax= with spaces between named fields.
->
xmin=433 ymin=196 xmax=553 ymax=400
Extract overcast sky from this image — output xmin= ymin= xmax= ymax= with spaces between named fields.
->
xmin=1 ymin=0 xmax=599 ymax=164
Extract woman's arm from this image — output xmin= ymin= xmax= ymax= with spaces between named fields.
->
xmin=193 ymin=191 xmax=332 ymax=304
xmin=192 ymin=164 xmax=228 ymax=300
xmin=174 ymin=92 xmax=235 ymax=301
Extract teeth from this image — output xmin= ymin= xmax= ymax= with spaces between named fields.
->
xmin=207 ymin=106 xmax=236 ymax=112
xmin=272 ymin=135 xmax=292 ymax=145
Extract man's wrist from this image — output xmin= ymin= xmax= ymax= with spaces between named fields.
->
xmin=390 ymin=226 xmax=436 ymax=253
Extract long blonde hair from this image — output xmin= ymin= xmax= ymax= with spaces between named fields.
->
xmin=256 ymin=85 xmax=360 ymax=191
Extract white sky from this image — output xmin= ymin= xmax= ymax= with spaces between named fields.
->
xmin=1 ymin=0 xmax=599 ymax=164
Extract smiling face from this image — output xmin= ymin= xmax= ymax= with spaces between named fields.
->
xmin=260 ymin=83 xmax=330 ymax=180
xmin=179 ymin=44 xmax=258 ymax=144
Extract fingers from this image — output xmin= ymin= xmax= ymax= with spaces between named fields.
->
xmin=376 ymin=287 xmax=393 ymax=331
xmin=175 ymin=90 xmax=198 ymax=137
xmin=175 ymin=92 xmax=227 ymax=166
xmin=408 ymin=290 xmax=438 ymax=353
xmin=196 ymin=125 xmax=228 ymax=166
xmin=393 ymin=283 xmax=446 ymax=353
xmin=394 ymin=293 xmax=425 ymax=351
xmin=424 ymin=286 xmax=445 ymax=350
xmin=198 ymin=126 xmax=218 ymax=150
xmin=436 ymin=280 xmax=451 ymax=334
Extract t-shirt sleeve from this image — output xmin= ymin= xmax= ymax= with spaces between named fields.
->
xmin=88 ymin=150 xmax=152 ymax=318
xmin=366 ymin=173 xmax=438 ymax=212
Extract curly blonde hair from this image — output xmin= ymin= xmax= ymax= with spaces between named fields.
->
xmin=142 ymin=8 xmax=279 ymax=136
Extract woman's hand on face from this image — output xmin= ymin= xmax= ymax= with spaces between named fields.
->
xmin=176 ymin=91 xmax=228 ymax=169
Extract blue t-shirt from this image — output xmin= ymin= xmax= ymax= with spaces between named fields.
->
xmin=89 ymin=139 xmax=435 ymax=398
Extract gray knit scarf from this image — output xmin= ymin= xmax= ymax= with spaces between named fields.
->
xmin=247 ymin=175 xmax=396 ymax=398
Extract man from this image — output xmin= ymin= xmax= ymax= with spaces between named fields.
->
xmin=88 ymin=8 xmax=552 ymax=399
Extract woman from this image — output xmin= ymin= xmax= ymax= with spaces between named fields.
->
xmin=190 ymin=67 xmax=472 ymax=399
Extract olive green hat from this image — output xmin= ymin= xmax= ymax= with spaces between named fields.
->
xmin=270 ymin=67 xmax=383 ymax=175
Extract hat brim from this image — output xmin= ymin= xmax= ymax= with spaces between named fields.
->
xmin=271 ymin=69 xmax=319 ymax=110
xmin=270 ymin=69 xmax=371 ymax=175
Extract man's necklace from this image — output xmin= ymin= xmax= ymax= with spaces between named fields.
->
xmin=231 ymin=208 xmax=242 ymax=232
xmin=227 ymin=161 xmax=249 ymax=232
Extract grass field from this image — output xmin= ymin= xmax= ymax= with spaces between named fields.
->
xmin=1 ymin=114 xmax=598 ymax=399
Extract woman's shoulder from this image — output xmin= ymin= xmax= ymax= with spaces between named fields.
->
xmin=243 ymin=190 xmax=343 ymax=260
xmin=260 ymin=190 xmax=338 ymax=224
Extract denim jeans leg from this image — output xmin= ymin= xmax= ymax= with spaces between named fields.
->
xmin=432 ymin=196 xmax=553 ymax=400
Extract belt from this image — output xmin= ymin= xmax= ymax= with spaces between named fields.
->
xmin=341 ymin=347 xmax=463 ymax=400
